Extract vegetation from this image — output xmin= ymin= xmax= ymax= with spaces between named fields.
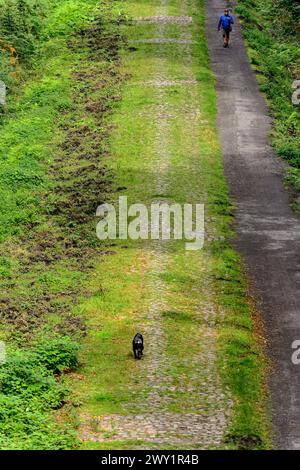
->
xmin=236 ymin=0 xmax=300 ymax=206
xmin=0 ymin=0 xmax=271 ymax=450
xmin=72 ymin=0 xmax=270 ymax=450
xmin=0 ymin=0 xmax=126 ymax=449
xmin=0 ymin=336 xmax=78 ymax=449
xmin=0 ymin=0 xmax=48 ymax=91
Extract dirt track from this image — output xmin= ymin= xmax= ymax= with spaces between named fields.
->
xmin=206 ymin=0 xmax=300 ymax=449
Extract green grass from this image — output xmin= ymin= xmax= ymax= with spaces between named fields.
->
xmin=72 ymin=0 xmax=270 ymax=450
xmin=0 ymin=0 xmax=128 ymax=449
xmin=0 ymin=0 xmax=271 ymax=450
xmin=212 ymin=244 xmax=270 ymax=448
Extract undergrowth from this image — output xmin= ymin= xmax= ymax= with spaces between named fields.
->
xmin=0 ymin=0 xmax=127 ymax=449
xmin=0 ymin=336 xmax=78 ymax=449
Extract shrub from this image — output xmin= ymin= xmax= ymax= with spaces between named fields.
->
xmin=33 ymin=336 xmax=79 ymax=374
xmin=0 ymin=0 xmax=47 ymax=60
xmin=0 ymin=0 xmax=49 ymax=104
xmin=0 ymin=395 xmax=77 ymax=449
xmin=0 ymin=336 xmax=79 ymax=449
xmin=0 ymin=355 xmax=66 ymax=407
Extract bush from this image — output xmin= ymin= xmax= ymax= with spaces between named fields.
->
xmin=0 ymin=0 xmax=49 ymax=104
xmin=0 ymin=395 xmax=77 ymax=449
xmin=0 ymin=336 xmax=79 ymax=449
xmin=0 ymin=355 xmax=65 ymax=407
xmin=33 ymin=336 xmax=79 ymax=374
xmin=0 ymin=0 xmax=47 ymax=60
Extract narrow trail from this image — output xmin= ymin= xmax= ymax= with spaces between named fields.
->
xmin=206 ymin=0 xmax=300 ymax=449
xmin=79 ymin=0 xmax=232 ymax=449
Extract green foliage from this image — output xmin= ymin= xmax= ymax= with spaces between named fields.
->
xmin=0 ymin=396 xmax=76 ymax=450
xmin=0 ymin=0 xmax=124 ymax=450
xmin=0 ymin=337 xmax=79 ymax=449
xmin=0 ymin=0 xmax=47 ymax=59
xmin=33 ymin=336 xmax=79 ymax=374
xmin=278 ymin=0 xmax=300 ymax=20
xmin=0 ymin=355 xmax=65 ymax=407
xmin=0 ymin=0 xmax=56 ymax=132
xmin=44 ymin=0 xmax=97 ymax=37
xmin=237 ymin=0 xmax=300 ymax=194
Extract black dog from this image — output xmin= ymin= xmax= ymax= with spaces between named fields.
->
xmin=132 ymin=333 xmax=144 ymax=360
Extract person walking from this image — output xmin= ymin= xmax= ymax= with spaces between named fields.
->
xmin=218 ymin=8 xmax=234 ymax=48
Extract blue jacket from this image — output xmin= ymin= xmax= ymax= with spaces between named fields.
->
xmin=218 ymin=14 xmax=234 ymax=30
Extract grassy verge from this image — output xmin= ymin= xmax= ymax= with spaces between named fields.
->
xmin=235 ymin=0 xmax=300 ymax=209
xmin=70 ymin=0 xmax=270 ymax=450
xmin=0 ymin=0 xmax=128 ymax=449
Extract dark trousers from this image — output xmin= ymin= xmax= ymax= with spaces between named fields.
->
xmin=222 ymin=28 xmax=231 ymax=45
xmin=223 ymin=28 xmax=230 ymax=39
